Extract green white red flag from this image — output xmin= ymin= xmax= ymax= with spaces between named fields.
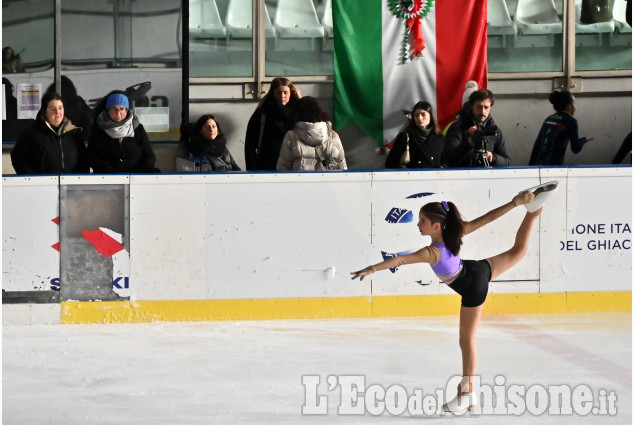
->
xmin=333 ymin=0 xmax=488 ymax=148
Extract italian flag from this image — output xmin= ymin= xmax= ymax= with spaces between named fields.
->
xmin=333 ymin=0 xmax=488 ymax=148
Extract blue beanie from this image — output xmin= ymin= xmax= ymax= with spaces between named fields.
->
xmin=106 ymin=93 xmax=129 ymax=110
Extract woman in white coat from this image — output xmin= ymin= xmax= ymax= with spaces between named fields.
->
xmin=276 ymin=96 xmax=347 ymax=171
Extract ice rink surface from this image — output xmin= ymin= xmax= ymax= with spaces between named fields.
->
xmin=3 ymin=312 xmax=631 ymax=424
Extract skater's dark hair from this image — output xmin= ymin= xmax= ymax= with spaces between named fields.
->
xmin=420 ymin=201 xmax=464 ymax=256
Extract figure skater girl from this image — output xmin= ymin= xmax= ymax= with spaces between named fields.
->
xmin=351 ymin=181 xmax=558 ymax=414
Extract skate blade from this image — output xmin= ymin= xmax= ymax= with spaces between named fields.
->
xmin=439 ymin=408 xmax=479 ymax=417
xmin=524 ymin=181 xmax=559 ymax=212
xmin=519 ymin=180 xmax=559 ymax=194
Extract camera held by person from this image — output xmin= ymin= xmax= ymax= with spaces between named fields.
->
xmin=471 ymin=123 xmax=498 ymax=168
xmin=443 ymin=89 xmax=510 ymax=168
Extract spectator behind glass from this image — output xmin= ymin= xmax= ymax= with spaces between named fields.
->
xmin=88 ymin=91 xmax=160 ymax=173
xmin=46 ymin=76 xmax=93 ymax=136
xmin=277 ymin=96 xmax=347 ymax=171
xmin=528 ymin=90 xmax=594 ymax=166
xmin=190 ymin=114 xmax=241 ymax=171
xmin=245 ymin=77 xmax=301 ymax=171
xmin=385 ymin=100 xmax=445 ymax=169
xmin=11 ymin=91 xmax=88 ymax=174
xmin=2 ymin=78 xmax=32 ymax=141
xmin=2 ymin=47 xmax=25 ymax=73
xmin=443 ymin=89 xmax=511 ymax=168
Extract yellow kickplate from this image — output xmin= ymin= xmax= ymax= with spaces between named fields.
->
xmin=60 ymin=291 xmax=631 ymax=324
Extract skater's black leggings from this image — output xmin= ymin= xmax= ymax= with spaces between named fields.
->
xmin=446 ymin=260 xmax=491 ymax=307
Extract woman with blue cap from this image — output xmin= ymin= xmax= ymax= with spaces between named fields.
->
xmin=88 ymin=90 xmax=160 ymax=173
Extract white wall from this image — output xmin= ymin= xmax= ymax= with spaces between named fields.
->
xmin=3 ymin=168 xmax=631 ymax=302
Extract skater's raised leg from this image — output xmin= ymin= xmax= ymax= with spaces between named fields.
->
xmin=487 ymin=208 xmax=542 ymax=281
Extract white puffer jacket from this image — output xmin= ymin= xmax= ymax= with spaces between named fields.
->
xmin=276 ymin=121 xmax=347 ymax=171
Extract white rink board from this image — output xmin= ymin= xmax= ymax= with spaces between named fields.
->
xmin=540 ymin=168 xmax=632 ymax=292
xmin=2 ymin=176 xmax=60 ymax=291
xmin=130 ymin=175 xmax=208 ymax=301
xmin=203 ymin=174 xmax=373 ymax=299
xmin=2 ymin=168 xmax=631 ymax=299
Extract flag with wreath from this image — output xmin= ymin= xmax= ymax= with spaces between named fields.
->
xmin=333 ymin=0 xmax=488 ymax=149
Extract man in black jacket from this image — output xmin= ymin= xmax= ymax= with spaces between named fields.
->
xmin=443 ymin=89 xmax=511 ymax=168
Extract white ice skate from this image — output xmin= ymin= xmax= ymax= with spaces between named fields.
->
xmin=521 ymin=180 xmax=559 ymax=213
xmin=441 ymin=387 xmax=477 ymax=415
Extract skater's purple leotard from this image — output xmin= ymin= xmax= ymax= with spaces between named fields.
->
xmin=430 ymin=241 xmax=463 ymax=283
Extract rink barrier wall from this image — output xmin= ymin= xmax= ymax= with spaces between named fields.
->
xmin=58 ymin=291 xmax=632 ymax=324
xmin=2 ymin=167 xmax=632 ymax=324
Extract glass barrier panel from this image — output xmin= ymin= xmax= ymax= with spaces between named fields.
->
xmin=574 ymin=0 xmax=632 ymax=71
xmin=61 ymin=0 xmax=182 ymax=70
xmin=2 ymin=0 xmax=54 ymax=73
xmin=189 ymin=0 xmax=254 ymax=78
xmin=264 ymin=0 xmax=333 ymax=77
xmin=487 ymin=0 xmax=564 ymax=72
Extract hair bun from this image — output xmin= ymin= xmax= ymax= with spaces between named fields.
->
xmin=548 ymin=90 xmax=573 ymax=111
xmin=548 ymin=91 xmax=562 ymax=105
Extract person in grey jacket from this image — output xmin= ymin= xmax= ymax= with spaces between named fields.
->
xmin=276 ymin=97 xmax=347 ymax=171
xmin=190 ymin=114 xmax=241 ymax=171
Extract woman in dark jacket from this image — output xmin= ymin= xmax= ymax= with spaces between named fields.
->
xmin=244 ymin=77 xmax=301 ymax=170
xmin=88 ymin=91 xmax=159 ymax=173
xmin=190 ymin=114 xmax=241 ymax=171
xmin=11 ymin=91 xmax=88 ymax=174
xmin=385 ymin=101 xmax=445 ymax=169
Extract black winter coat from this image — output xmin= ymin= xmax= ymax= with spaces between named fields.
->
xmin=11 ymin=116 xmax=88 ymax=174
xmin=190 ymin=133 xmax=241 ymax=171
xmin=385 ymin=125 xmax=445 ymax=169
xmin=88 ymin=118 xmax=159 ymax=173
xmin=443 ymin=103 xmax=511 ymax=167
xmin=244 ymin=97 xmax=297 ymax=171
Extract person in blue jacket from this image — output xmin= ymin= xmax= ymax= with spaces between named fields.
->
xmin=529 ymin=91 xmax=594 ymax=166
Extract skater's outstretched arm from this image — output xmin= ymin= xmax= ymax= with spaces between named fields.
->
xmin=351 ymin=246 xmax=439 ymax=281
xmin=463 ymin=192 xmax=533 ymax=236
